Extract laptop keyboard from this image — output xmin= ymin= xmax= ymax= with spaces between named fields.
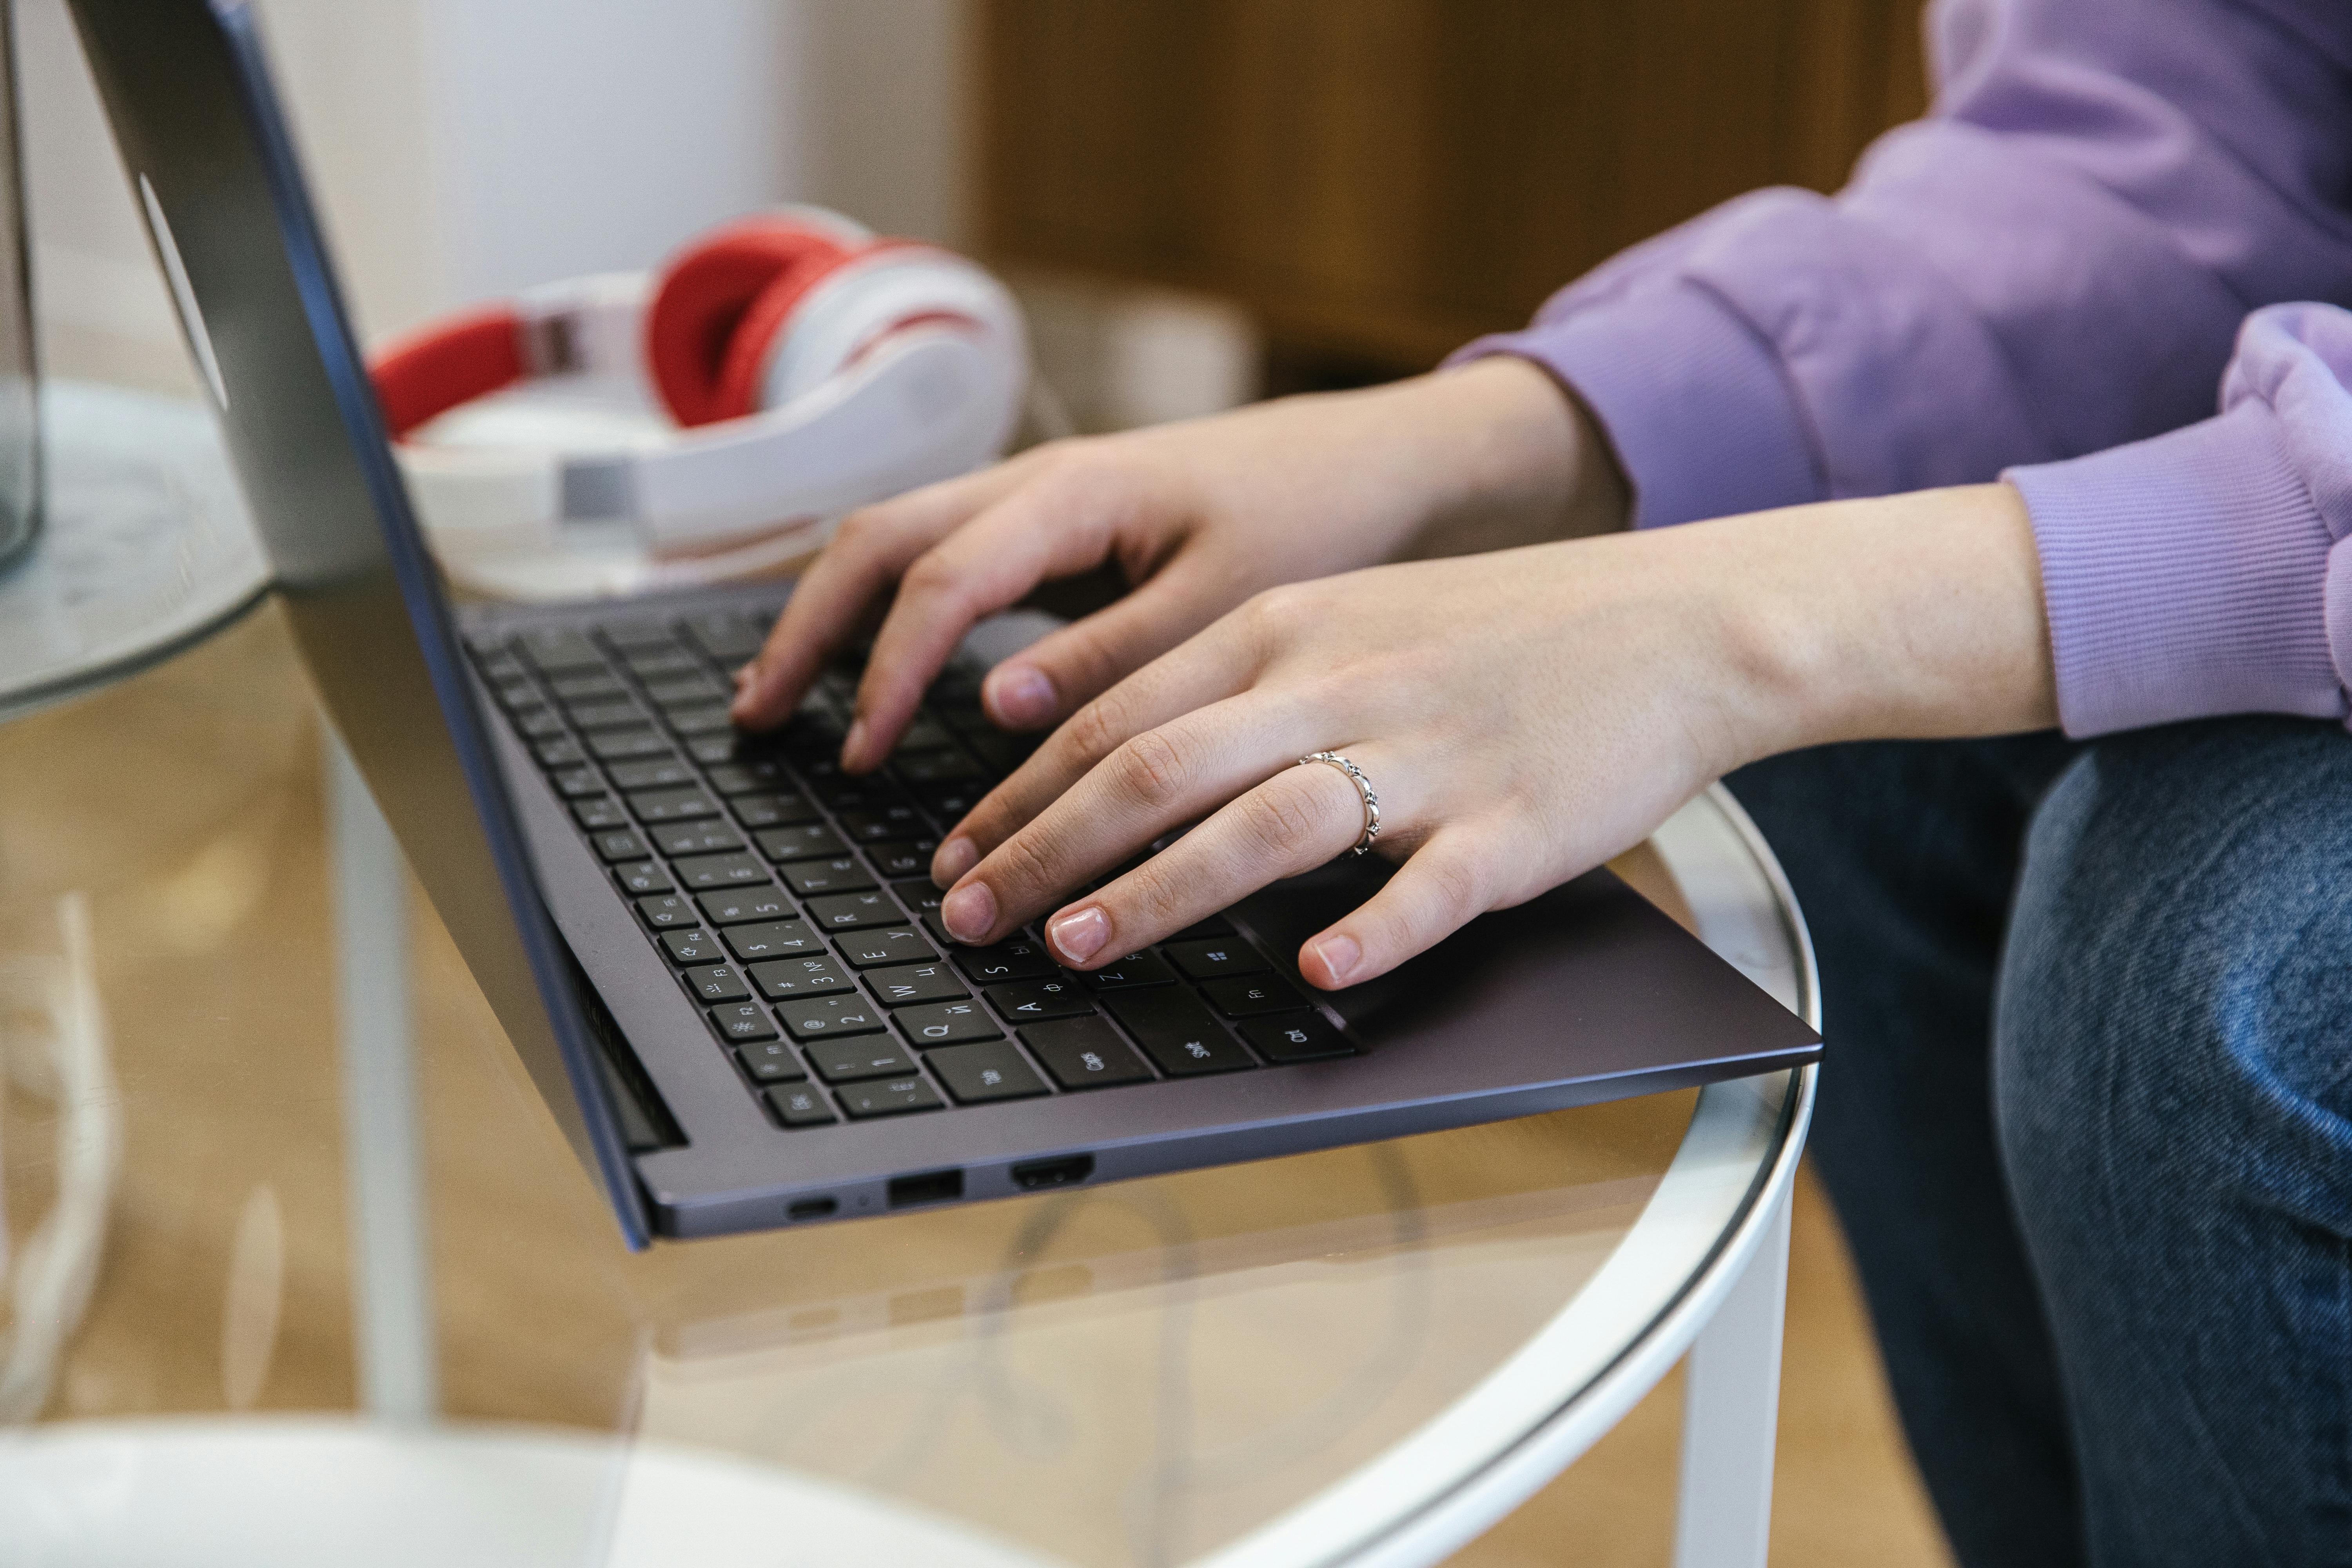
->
xmin=464 ymin=606 xmax=1356 ymax=1132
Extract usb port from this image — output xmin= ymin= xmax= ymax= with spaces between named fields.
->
xmin=787 ymin=1197 xmax=837 ymax=1222
xmin=887 ymin=1168 xmax=964 ymax=1208
xmin=1011 ymin=1154 xmax=1094 ymax=1191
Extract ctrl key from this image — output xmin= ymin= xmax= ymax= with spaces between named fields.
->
xmin=765 ymin=1083 xmax=837 ymax=1128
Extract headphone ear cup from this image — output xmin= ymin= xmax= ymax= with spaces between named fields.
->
xmin=645 ymin=217 xmax=850 ymax=427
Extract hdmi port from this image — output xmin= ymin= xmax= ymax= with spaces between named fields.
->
xmin=1011 ymin=1154 xmax=1094 ymax=1191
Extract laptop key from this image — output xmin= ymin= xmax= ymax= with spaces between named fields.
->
xmin=651 ymin=820 xmax=746 ymax=857
xmin=892 ymin=748 xmax=982 ymax=786
xmin=894 ymin=999 xmax=1002 ymax=1048
xmin=612 ymin=861 xmax=673 ymax=896
xmin=659 ymin=929 xmax=726 ymax=966
xmin=1202 ymin=975 xmax=1308 ymax=1017
xmin=804 ymin=891 xmax=906 ymax=931
xmin=674 ymin=852 xmax=769 ymax=889
xmin=519 ymin=628 xmax=605 ymax=673
xmin=987 ymin=978 xmax=1094 ymax=1022
xmin=688 ymin=735 xmax=743 ymax=765
xmin=928 ymin=1040 xmax=1049 ymax=1105
xmin=724 ymin=919 xmax=823 ymax=962
xmin=549 ymin=765 xmax=606 ymax=799
xmin=644 ymin=674 xmax=724 ymax=705
xmin=682 ymin=964 xmax=751 ymax=1003
xmin=591 ymin=828 xmax=650 ymax=862
xmin=1169 ymin=915 xmax=1235 ymax=941
xmin=607 ymin=756 xmax=696 ymax=791
xmin=836 ymin=803 xmax=929 ymax=843
xmin=1240 ymin=1013 xmax=1356 ymax=1063
xmin=729 ymin=790 xmax=821 ymax=828
xmin=624 ymin=648 xmax=702 ymax=682
xmin=628 ymin=787 xmax=719 ymax=823
xmin=1080 ymin=951 xmax=1176 ymax=989
xmin=664 ymin=704 xmax=736 ymax=737
xmin=549 ymin=672 xmax=625 ymax=702
xmin=867 ymin=962 xmax=969 ymax=1007
xmin=635 ymin=894 xmax=695 ymax=930
xmin=807 ymin=1037 xmax=919 ymax=1083
xmin=708 ymin=1003 xmax=778 ymax=1043
xmin=835 ymin=1077 xmax=944 ymax=1120
xmin=748 ymin=957 xmax=854 ymax=1000
xmin=1022 ymin=1017 xmax=1153 ymax=1091
xmin=1166 ymin=938 xmax=1269 ymax=981
xmin=866 ymin=837 xmax=940 ymax=880
xmin=572 ymin=797 xmax=629 ymax=831
xmin=567 ymin=698 xmax=648 ymax=732
xmin=589 ymin=728 xmax=672 ymax=761
xmin=1106 ymin=988 xmax=1255 ymax=1076
xmin=532 ymin=737 xmax=587 ymax=768
xmin=781 ymin=856 xmax=876 ymax=898
xmin=777 ymin=993 xmax=887 ymax=1041
xmin=513 ymin=707 xmax=566 ymax=739
xmin=737 ymin=1040 xmax=806 ymax=1082
xmin=766 ymin=1083 xmax=838 ymax=1128
xmin=703 ymin=759 xmax=789 ymax=795
xmin=954 ymin=939 xmax=1056 ymax=985
xmin=834 ymin=926 xmax=938 ymax=969
xmin=697 ymin=888 xmax=795 ymax=927
xmin=756 ymin=823 xmax=849 ymax=862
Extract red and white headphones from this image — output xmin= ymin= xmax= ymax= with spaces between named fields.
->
xmin=370 ymin=206 xmax=1027 ymax=597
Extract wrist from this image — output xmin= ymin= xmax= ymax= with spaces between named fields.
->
xmin=1691 ymin=484 xmax=2058 ymax=767
xmin=1379 ymin=358 xmax=1630 ymax=559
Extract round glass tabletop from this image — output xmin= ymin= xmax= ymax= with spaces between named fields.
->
xmin=0 ymin=606 xmax=1815 ymax=1567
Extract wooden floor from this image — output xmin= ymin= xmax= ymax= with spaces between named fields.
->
xmin=0 ymin=605 xmax=1955 ymax=1565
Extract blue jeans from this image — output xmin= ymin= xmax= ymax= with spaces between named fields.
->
xmin=1728 ymin=717 xmax=2352 ymax=1567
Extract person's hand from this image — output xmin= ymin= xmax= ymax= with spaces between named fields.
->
xmin=926 ymin=484 xmax=2055 ymax=988
xmin=728 ymin=358 xmax=1626 ymax=770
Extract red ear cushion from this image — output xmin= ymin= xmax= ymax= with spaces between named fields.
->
xmin=708 ymin=239 xmax=934 ymax=421
xmin=646 ymin=219 xmax=851 ymax=427
xmin=370 ymin=306 xmax=524 ymax=439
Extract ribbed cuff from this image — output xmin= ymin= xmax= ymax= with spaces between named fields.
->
xmin=2006 ymin=402 xmax=2343 ymax=737
xmin=1447 ymin=282 xmax=1823 ymax=529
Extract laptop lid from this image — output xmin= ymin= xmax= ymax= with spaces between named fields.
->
xmin=65 ymin=0 xmax=655 ymax=1247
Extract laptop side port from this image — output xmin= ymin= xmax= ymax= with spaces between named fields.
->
xmin=887 ymin=1169 xmax=964 ymax=1208
xmin=1011 ymin=1154 xmax=1094 ymax=1191
xmin=787 ymin=1197 xmax=838 ymax=1222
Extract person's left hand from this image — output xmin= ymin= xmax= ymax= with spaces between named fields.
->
xmin=924 ymin=481 xmax=2054 ymax=988
xmin=926 ymin=524 xmax=1771 ymax=989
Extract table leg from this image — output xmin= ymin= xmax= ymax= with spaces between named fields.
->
xmin=327 ymin=734 xmax=439 ymax=1424
xmin=1672 ymin=1181 xmax=1793 ymax=1568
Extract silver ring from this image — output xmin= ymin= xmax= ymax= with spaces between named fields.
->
xmin=1298 ymin=751 xmax=1381 ymax=856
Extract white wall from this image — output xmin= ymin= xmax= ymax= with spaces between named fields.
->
xmin=18 ymin=0 xmax=972 ymax=383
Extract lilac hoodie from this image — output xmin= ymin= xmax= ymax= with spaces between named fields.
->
xmin=1454 ymin=0 xmax=2352 ymax=737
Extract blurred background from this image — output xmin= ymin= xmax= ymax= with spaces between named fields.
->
xmin=28 ymin=0 xmax=1926 ymax=427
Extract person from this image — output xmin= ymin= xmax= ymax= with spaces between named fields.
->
xmin=730 ymin=2 xmax=2352 ymax=1561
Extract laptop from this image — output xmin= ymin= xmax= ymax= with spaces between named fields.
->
xmin=67 ymin=0 xmax=1820 ymax=1248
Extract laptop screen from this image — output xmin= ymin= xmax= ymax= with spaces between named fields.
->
xmin=65 ymin=0 xmax=654 ymax=1245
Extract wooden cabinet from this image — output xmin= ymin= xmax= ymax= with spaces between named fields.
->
xmin=978 ymin=1 xmax=1928 ymax=379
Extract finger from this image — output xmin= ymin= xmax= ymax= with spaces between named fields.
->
xmin=978 ymin=552 xmax=1227 ymax=733
xmin=1036 ymin=748 xmax=1382 ymax=967
xmin=1296 ymin=829 xmax=1502 ymax=989
xmin=730 ymin=459 xmax=1034 ymax=729
xmin=933 ymin=691 xmax=1322 ymax=946
xmin=842 ymin=468 xmax=1140 ymax=770
xmin=928 ymin=606 xmax=1278 ymax=887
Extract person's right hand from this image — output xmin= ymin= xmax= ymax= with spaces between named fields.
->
xmin=728 ymin=356 xmax=1625 ymax=773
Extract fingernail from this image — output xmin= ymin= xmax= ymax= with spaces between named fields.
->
xmin=942 ymin=881 xmax=996 ymax=943
xmin=1311 ymin=933 xmax=1360 ymax=987
xmin=1046 ymin=904 xmax=1109 ymax=965
xmin=840 ymin=718 xmax=867 ymax=768
xmin=985 ymin=664 xmax=1056 ymax=729
xmin=933 ymin=836 xmax=978 ymax=887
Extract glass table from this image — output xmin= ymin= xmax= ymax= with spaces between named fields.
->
xmin=0 ymin=437 xmax=1817 ymax=1566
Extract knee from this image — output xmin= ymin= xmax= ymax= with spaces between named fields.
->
xmin=1996 ymin=718 xmax=2352 ymax=1230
